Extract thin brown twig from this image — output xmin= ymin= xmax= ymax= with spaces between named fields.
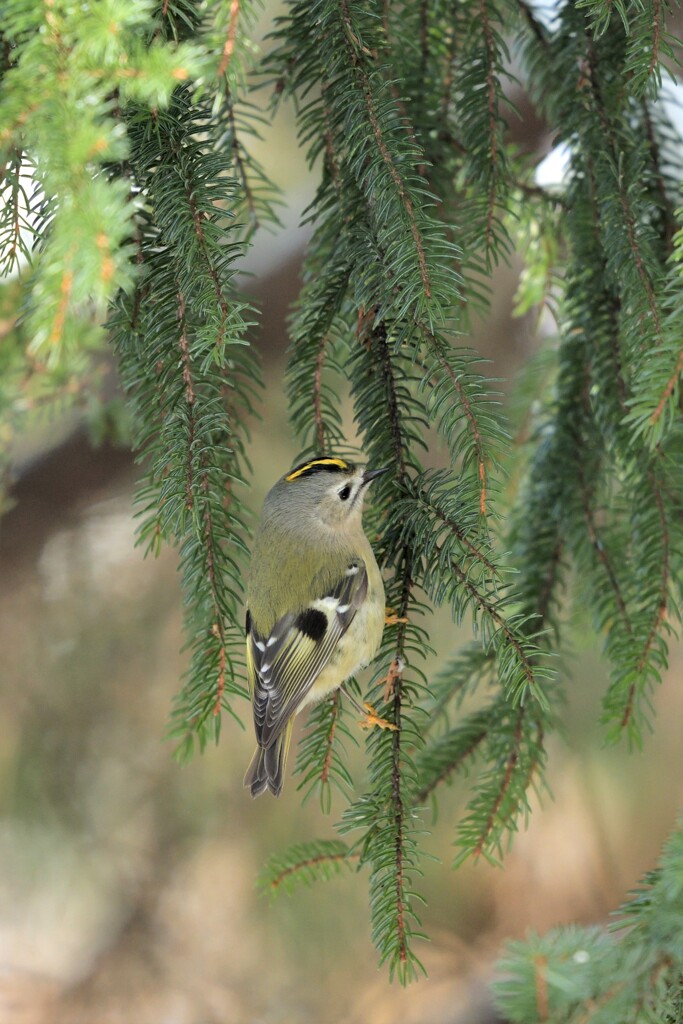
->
xmin=473 ymin=706 xmax=525 ymax=858
xmin=648 ymin=0 xmax=662 ymax=79
xmin=321 ymin=689 xmax=341 ymax=785
xmin=534 ymin=955 xmax=550 ymax=1022
xmin=218 ymin=0 xmax=240 ymax=79
xmin=268 ymin=850 xmax=359 ymax=891
xmin=650 ymin=345 xmax=683 ymax=425
xmin=418 ymin=492 xmax=498 ymax=574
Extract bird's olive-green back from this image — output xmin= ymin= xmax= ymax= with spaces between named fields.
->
xmin=247 ymin=516 xmax=368 ymax=633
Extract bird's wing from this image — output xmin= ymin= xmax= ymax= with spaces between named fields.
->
xmin=246 ymin=559 xmax=368 ymax=748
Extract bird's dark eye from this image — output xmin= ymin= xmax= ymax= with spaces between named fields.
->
xmin=339 ymin=484 xmax=351 ymax=501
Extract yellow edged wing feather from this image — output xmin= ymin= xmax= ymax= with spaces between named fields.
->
xmin=246 ymin=560 xmax=368 ymax=749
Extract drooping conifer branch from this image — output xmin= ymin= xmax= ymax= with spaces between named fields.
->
xmin=5 ymin=0 xmax=683 ymax=996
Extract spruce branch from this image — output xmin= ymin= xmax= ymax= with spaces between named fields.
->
xmin=494 ymin=817 xmax=683 ymax=1023
xmin=259 ymin=840 xmax=357 ymax=896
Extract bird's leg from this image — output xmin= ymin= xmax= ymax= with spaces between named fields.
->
xmin=341 ymin=685 xmax=398 ymax=732
xmin=384 ymin=606 xmax=409 ymax=626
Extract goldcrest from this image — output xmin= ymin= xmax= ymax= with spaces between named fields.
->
xmin=244 ymin=457 xmax=386 ymax=797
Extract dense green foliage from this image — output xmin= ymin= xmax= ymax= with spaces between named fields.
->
xmin=1 ymin=0 xmax=682 ymax=1004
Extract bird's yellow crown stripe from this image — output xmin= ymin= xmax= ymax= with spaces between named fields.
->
xmin=285 ymin=458 xmax=350 ymax=482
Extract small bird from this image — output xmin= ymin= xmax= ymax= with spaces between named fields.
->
xmin=244 ymin=456 xmax=387 ymax=797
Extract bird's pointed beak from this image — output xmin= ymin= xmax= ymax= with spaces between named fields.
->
xmin=361 ymin=466 xmax=390 ymax=486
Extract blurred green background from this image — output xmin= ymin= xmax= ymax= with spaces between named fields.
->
xmin=1 ymin=9 xmax=683 ymax=1022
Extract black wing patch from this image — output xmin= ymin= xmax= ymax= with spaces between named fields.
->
xmin=245 ymin=609 xmax=252 ymax=636
xmin=297 ymin=607 xmax=327 ymax=642
xmin=247 ymin=560 xmax=368 ymax=748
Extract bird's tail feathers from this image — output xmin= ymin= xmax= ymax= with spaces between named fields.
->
xmin=244 ymin=722 xmax=293 ymax=798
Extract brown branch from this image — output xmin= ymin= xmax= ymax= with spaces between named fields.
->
xmin=321 ymin=689 xmax=341 ymax=785
xmin=650 ymin=344 xmax=683 ymax=425
xmin=218 ymin=0 xmax=240 ymax=79
xmin=534 ymin=955 xmax=550 ymax=1022
xmin=417 ymin=492 xmax=498 ymax=574
xmin=347 ymin=199 xmax=489 ymax=519
xmin=473 ymin=706 xmax=525 ymax=858
xmin=10 ymin=180 xmax=20 ymax=267
xmin=268 ymin=850 xmax=359 ymax=891
xmin=575 ymin=954 xmax=673 ymax=1024
xmin=648 ymin=0 xmax=662 ymax=79
xmin=212 ymin=622 xmax=226 ymax=716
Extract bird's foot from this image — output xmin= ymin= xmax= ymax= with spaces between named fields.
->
xmin=358 ymin=702 xmax=398 ymax=732
xmin=384 ymin=607 xmax=408 ymax=626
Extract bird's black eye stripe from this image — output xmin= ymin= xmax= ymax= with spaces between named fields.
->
xmin=339 ymin=484 xmax=351 ymax=501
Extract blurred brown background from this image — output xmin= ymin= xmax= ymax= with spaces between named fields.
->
xmin=2 ymin=6 xmax=683 ymax=1022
